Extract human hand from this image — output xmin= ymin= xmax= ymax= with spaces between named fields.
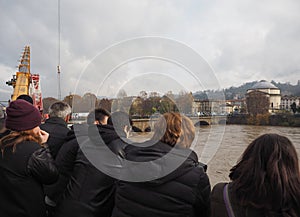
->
xmin=39 ymin=130 xmax=49 ymax=144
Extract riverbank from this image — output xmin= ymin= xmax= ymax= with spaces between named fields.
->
xmin=227 ymin=113 xmax=300 ymax=127
xmin=130 ymin=125 xmax=300 ymax=187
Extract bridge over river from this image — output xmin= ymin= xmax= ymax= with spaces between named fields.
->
xmin=132 ymin=116 xmax=227 ymax=132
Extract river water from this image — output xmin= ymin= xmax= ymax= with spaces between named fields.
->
xmin=130 ymin=124 xmax=300 ymax=187
xmin=193 ymin=125 xmax=300 ymax=186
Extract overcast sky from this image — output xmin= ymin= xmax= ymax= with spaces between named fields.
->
xmin=1 ymin=0 xmax=300 ymax=101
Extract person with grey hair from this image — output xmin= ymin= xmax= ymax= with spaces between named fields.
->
xmin=40 ymin=101 xmax=71 ymax=159
xmin=0 ymin=106 xmax=10 ymax=139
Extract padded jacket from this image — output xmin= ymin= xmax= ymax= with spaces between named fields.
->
xmin=54 ymin=124 xmax=126 ymax=217
xmin=40 ymin=117 xmax=70 ymax=159
xmin=45 ymin=123 xmax=88 ymax=204
xmin=111 ymin=141 xmax=211 ymax=217
xmin=0 ymin=141 xmax=58 ymax=217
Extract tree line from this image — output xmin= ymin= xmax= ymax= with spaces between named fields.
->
xmin=43 ymin=90 xmax=194 ymax=117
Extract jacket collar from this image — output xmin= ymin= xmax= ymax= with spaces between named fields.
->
xmin=45 ymin=117 xmax=67 ymax=127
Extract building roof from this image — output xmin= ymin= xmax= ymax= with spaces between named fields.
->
xmin=249 ymin=80 xmax=279 ymax=90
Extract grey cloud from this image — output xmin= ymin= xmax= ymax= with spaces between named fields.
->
xmin=1 ymin=0 xmax=300 ymax=101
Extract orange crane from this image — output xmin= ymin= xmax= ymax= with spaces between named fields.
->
xmin=6 ymin=46 xmax=43 ymax=112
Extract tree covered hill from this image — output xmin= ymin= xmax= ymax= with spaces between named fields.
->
xmin=193 ymin=80 xmax=300 ymax=100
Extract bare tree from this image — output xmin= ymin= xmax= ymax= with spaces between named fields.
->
xmin=43 ymin=97 xmax=58 ymax=114
xmin=176 ymin=91 xmax=194 ymax=114
xmin=97 ymin=98 xmax=112 ymax=112
xmin=63 ymin=94 xmax=81 ymax=108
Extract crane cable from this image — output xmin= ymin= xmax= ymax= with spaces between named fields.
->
xmin=57 ymin=0 xmax=61 ymax=100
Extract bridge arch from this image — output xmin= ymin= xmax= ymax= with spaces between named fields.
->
xmin=194 ymin=121 xmax=210 ymax=126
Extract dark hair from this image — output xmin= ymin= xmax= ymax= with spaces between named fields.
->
xmin=229 ymin=133 xmax=300 ymax=216
xmin=17 ymin=94 xmax=33 ymax=104
xmin=87 ymin=108 xmax=110 ymax=126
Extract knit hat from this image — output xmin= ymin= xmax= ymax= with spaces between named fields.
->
xmin=5 ymin=99 xmax=42 ymax=131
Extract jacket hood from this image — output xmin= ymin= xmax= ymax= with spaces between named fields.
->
xmin=88 ymin=124 xmax=121 ymax=145
xmin=45 ymin=117 xmax=68 ymax=127
xmin=125 ymin=141 xmax=200 ymax=185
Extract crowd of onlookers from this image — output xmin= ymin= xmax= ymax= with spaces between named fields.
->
xmin=0 ymin=96 xmax=300 ymax=217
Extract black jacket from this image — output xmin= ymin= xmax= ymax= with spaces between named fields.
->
xmin=40 ymin=117 xmax=70 ymax=159
xmin=0 ymin=141 xmax=58 ymax=217
xmin=0 ymin=129 xmax=10 ymax=139
xmin=89 ymin=124 xmax=127 ymax=158
xmin=54 ymin=124 xmax=126 ymax=217
xmin=111 ymin=141 xmax=211 ymax=217
xmin=45 ymin=123 xmax=88 ymax=203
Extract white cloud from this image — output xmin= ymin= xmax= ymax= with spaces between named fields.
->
xmin=1 ymin=0 xmax=300 ymax=101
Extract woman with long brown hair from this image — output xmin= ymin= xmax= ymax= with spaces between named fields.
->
xmin=211 ymin=133 xmax=300 ymax=217
xmin=0 ymin=99 xmax=58 ymax=217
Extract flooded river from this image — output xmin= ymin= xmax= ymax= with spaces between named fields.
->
xmin=130 ymin=124 xmax=300 ymax=186
xmin=194 ymin=125 xmax=300 ymax=186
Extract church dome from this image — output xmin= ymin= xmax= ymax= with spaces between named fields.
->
xmin=249 ymin=80 xmax=279 ymax=90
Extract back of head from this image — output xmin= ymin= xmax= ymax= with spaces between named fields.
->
xmin=0 ymin=106 xmax=5 ymax=120
xmin=48 ymin=101 xmax=71 ymax=119
xmin=180 ymin=115 xmax=195 ymax=148
xmin=1 ymin=100 xmax=43 ymax=149
xmin=0 ymin=106 xmax=6 ymax=132
xmin=16 ymin=94 xmax=33 ymax=104
xmin=229 ymin=133 xmax=300 ymax=216
xmin=5 ymin=99 xmax=42 ymax=132
xmin=87 ymin=108 xmax=111 ymax=126
xmin=152 ymin=112 xmax=195 ymax=148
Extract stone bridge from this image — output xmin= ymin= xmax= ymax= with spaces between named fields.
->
xmin=132 ymin=116 xmax=227 ymax=132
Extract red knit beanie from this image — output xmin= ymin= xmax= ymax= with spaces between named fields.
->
xmin=5 ymin=99 xmax=42 ymax=131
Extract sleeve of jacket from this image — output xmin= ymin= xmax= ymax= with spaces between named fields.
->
xmin=44 ymin=140 xmax=79 ymax=202
xmin=108 ymin=139 xmax=126 ymax=159
xmin=193 ymin=166 xmax=211 ymax=217
xmin=27 ymin=145 xmax=59 ymax=185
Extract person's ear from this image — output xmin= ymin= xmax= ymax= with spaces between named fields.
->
xmin=65 ymin=114 xmax=71 ymax=122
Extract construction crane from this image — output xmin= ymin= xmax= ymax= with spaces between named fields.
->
xmin=6 ymin=46 xmax=43 ymax=112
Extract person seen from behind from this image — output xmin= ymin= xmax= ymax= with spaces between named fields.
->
xmin=53 ymin=108 xmax=116 ymax=217
xmin=0 ymin=106 xmax=10 ymax=139
xmin=44 ymin=107 xmax=111 ymax=214
xmin=17 ymin=94 xmax=34 ymax=104
xmin=87 ymin=108 xmax=110 ymax=125
xmin=40 ymin=101 xmax=71 ymax=159
xmin=211 ymin=133 xmax=300 ymax=217
xmin=88 ymin=110 xmax=130 ymax=159
xmin=111 ymin=112 xmax=211 ymax=217
xmin=0 ymin=99 xmax=58 ymax=217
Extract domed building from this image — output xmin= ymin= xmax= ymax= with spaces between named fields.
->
xmin=246 ymin=80 xmax=281 ymax=113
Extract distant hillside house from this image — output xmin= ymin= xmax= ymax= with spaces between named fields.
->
xmin=246 ymin=80 xmax=281 ymax=113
